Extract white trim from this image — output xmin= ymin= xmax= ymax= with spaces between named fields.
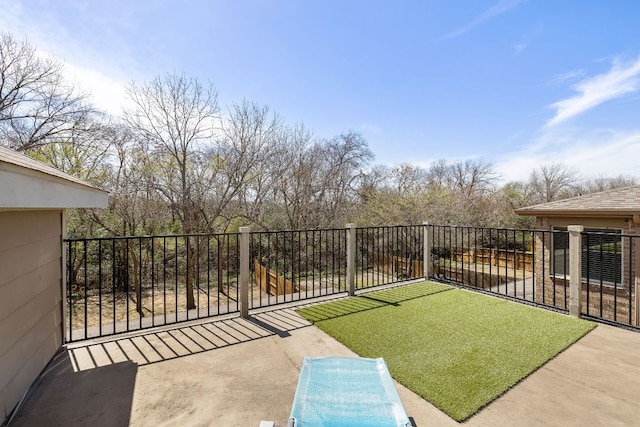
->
xmin=0 ymin=166 xmax=108 ymax=208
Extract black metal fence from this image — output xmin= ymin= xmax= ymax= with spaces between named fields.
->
xmin=354 ymin=224 xmax=425 ymax=289
xmin=65 ymin=225 xmax=423 ymax=342
xmin=430 ymin=225 xmax=547 ymax=304
xmin=65 ymin=224 xmax=639 ymax=342
xmin=65 ymin=233 xmax=241 ymax=342
xmin=582 ymin=231 xmax=635 ymax=325
xmin=429 ymin=225 xmax=638 ymax=329
xmin=249 ymin=228 xmax=348 ymax=308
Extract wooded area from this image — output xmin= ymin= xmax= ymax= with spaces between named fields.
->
xmin=2 ymin=31 xmax=637 ymax=239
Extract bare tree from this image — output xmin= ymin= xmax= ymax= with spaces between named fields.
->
xmin=356 ymin=159 xmax=500 ymax=226
xmin=80 ymin=124 xmax=169 ymax=237
xmin=268 ymin=124 xmax=316 ymax=229
xmin=382 ymin=164 xmax=425 ymax=197
xmin=356 ymin=164 xmax=390 ymax=203
xmin=30 ymin=117 xmax=112 ymax=184
xmin=0 ymin=32 xmax=96 ymax=152
xmin=212 ymin=101 xmax=283 ymax=230
xmin=317 ymin=130 xmax=374 ymax=221
xmin=123 ymin=73 xmax=219 ymax=309
xmin=123 ymin=73 xmax=218 ymax=232
xmin=493 ymin=181 xmax=536 ymax=228
xmin=271 ymin=130 xmax=373 ymax=229
xmin=358 ymin=163 xmax=434 ymax=225
xmin=528 ymin=163 xmax=579 ymax=203
xmin=574 ymin=175 xmax=636 ymax=196
xmin=425 ymin=159 xmax=451 ymax=188
xmin=449 ymin=159 xmax=497 ymax=198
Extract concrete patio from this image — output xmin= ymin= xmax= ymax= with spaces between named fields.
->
xmin=7 ymin=297 xmax=640 ymax=427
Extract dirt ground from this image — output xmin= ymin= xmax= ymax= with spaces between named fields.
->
xmin=67 ymin=272 xmax=400 ymax=332
xmin=68 ymin=284 xmax=241 ymax=330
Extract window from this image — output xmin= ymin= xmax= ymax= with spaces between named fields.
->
xmin=552 ymin=227 xmax=622 ymax=286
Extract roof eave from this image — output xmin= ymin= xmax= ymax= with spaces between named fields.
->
xmin=516 ymin=208 xmax=640 ymax=218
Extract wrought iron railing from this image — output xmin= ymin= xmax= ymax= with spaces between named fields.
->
xmin=429 ymin=225 xmax=565 ymax=307
xmin=249 ymin=228 xmax=347 ymax=308
xmin=428 ymin=225 xmax=637 ymax=328
xmin=65 ymin=233 xmax=241 ymax=342
xmin=355 ymin=224 xmax=425 ymax=289
xmin=65 ymin=224 xmax=423 ymax=342
xmin=65 ymin=224 xmax=639 ymax=342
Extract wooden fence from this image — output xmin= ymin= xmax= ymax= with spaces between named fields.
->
xmin=450 ymin=248 xmax=533 ymax=271
xmin=254 ymin=261 xmax=305 ymax=295
xmin=372 ymin=253 xmax=424 ymax=278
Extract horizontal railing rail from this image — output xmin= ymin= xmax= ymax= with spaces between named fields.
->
xmin=64 ymin=223 xmax=639 ymax=342
xmin=64 ymin=224 xmax=425 ymax=342
xmin=428 ymin=225 xmax=638 ymax=329
xmin=429 ymin=225 xmax=568 ymax=310
xmin=65 ymin=233 xmax=241 ymax=342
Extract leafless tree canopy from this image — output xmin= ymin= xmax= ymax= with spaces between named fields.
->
xmin=1 ymin=30 xmax=637 ymax=238
xmin=0 ymin=32 xmax=96 ymax=152
xmin=528 ymin=163 xmax=579 ymax=204
xmin=123 ymin=73 xmax=219 ymax=234
xmin=267 ymin=129 xmax=373 ymax=229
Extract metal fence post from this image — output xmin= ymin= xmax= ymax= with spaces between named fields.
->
xmin=239 ymin=226 xmax=250 ymax=318
xmin=568 ymin=225 xmax=583 ymax=318
xmin=346 ymin=223 xmax=356 ymax=296
xmin=424 ymin=221 xmax=431 ymax=280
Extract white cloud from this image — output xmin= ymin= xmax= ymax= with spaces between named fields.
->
xmin=0 ymin=0 xmax=137 ymax=117
xmin=514 ymin=42 xmax=527 ymax=55
xmin=513 ymin=27 xmax=541 ymax=57
xmin=441 ymin=0 xmax=526 ymax=40
xmin=359 ymin=123 xmax=382 ymax=135
xmin=64 ymin=62 xmax=129 ymax=116
xmin=546 ymin=56 xmax=640 ymax=127
xmin=499 ymin=55 xmax=640 ymax=183
xmin=496 ymin=127 xmax=640 ymax=182
xmin=548 ymin=69 xmax=586 ymax=87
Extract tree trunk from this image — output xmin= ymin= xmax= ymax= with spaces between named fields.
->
xmin=127 ymin=240 xmax=144 ymax=316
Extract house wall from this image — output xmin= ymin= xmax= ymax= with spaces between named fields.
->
xmin=532 ymin=216 xmax=637 ymax=326
xmin=0 ymin=210 xmax=64 ymax=420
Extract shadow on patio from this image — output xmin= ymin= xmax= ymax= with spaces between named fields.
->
xmin=7 ymin=297 xmax=640 ymax=427
xmin=67 ymin=309 xmax=307 ymax=371
xmin=8 ymin=305 xmax=337 ymax=427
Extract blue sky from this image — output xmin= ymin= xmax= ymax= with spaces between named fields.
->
xmin=2 ymin=0 xmax=640 ymax=182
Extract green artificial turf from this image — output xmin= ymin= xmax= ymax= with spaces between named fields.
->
xmin=297 ymin=281 xmax=596 ymax=421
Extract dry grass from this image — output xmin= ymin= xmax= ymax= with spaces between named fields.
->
xmin=68 ymin=285 xmax=240 ymax=330
xmin=67 ymin=270 xmax=402 ymax=332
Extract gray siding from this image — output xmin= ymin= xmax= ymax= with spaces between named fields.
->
xmin=0 ymin=210 xmax=63 ymax=420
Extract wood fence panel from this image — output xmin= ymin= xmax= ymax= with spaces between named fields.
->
xmin=373 ymin=253 xmax=423 ymax=278
xmin=254 ymin=261 xmax=304 ymax=295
